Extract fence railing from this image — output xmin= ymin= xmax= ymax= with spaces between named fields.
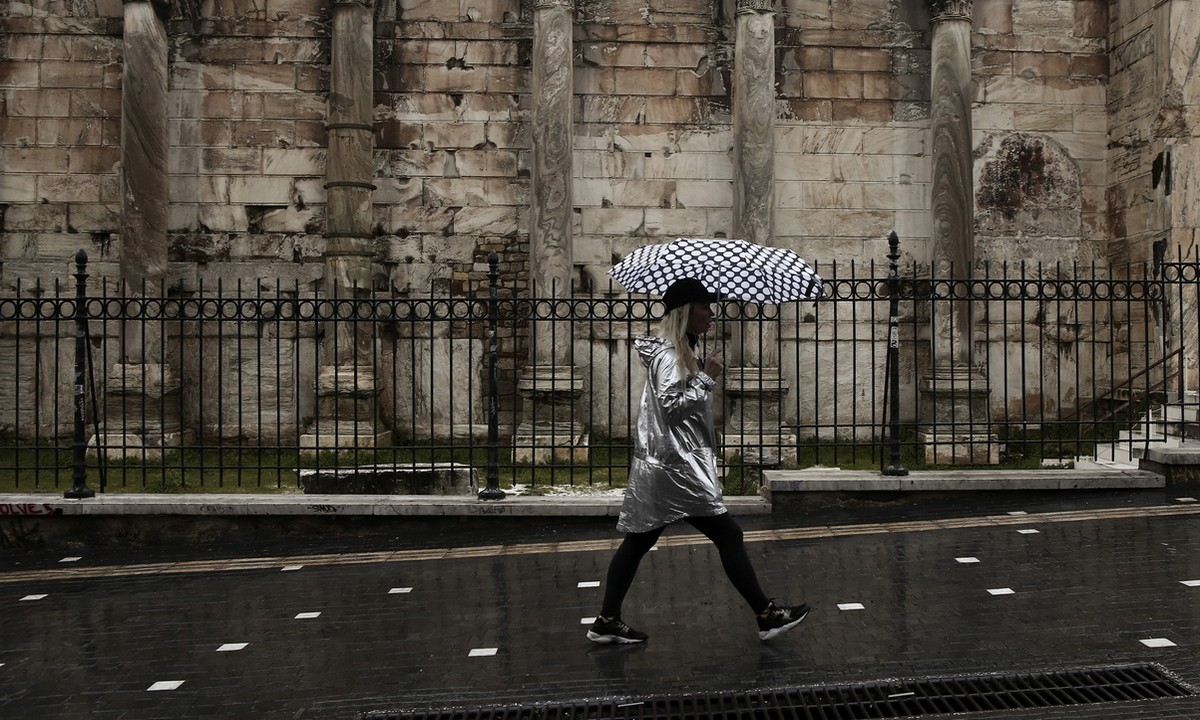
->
xmin=2 ymin=244 xmax=1198 ymax=493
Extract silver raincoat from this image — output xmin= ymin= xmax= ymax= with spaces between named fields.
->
xmin=616 ymin=336 xmax=727 ymax=533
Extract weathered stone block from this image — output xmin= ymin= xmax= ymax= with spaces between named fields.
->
xmin=676 ymin=180 xmax=729 ymax=209
xmin=452 ymin=206 xmax=519 ymax=236
xmin=831 ymin=48 xmax=890 ymax=73
xmin=580 ymin=207 xmax=643 ymax=236
xmin=0 ymin=60 xmax=38 ymax=87
xmin=67 ymin=147 xmax=119 ymax=174
xmin=201 ymin=148 xmax=263 ymax=174
xmin=6 ymin=89 xmax=73 ymax=117
xmin=198 ymin=204 xmax=250 ymax=232
xmin=38 ymin=175 xmax=102 ymax=203
xmin=3 ymin=203 xmax=67 ymax=232
xmin=167 ymin=205 xmax=201 ymax=233
xmin=66 ymin=203 xmax=120 ymax=233
xmin=372 ymin=177 xmax=422 ymax=205
xmin=258 ymin=207 xmax=320 ymax=234
xmin=1043 ymin=77 xmax=1106 ymax=106
xmin=983 ymin=75 xmax=1046 ymax=104
xmin=805 ymin=71 xmax=863 ymax=99
xmin=645 ymin=43 xmax=707 ymax=69
xmin=4 ymin=147 xmax=69 ymax=173
xmin=0 ymin=173 xmax=38 ymax=203
xmin=230 ymin=176 xmax=293 ymax=204
xmin=613 ymin=68 xmax=676 ymax=95
xmin=675 ymin=68 xmax=720 ymax=96
xmin=69 ymin=88 xmax=120 ymax=118
xmin=262 ymin=148 xmax=324 ymax=176
xmin=1074 ymin=0 xmax=1108 ymax=38
xmin=643 ymin=208 xmax=707 ymax=236
xmin=399 ymin=0 xmax=462 ymax=21
xmin=231 ymin=119 xmax=295 ymax=147
xmin=260 ymin=93 xmax=321 ymax=121
xmin=454 ymin=149 xmax=518 ymax=177
xmin=1013 ymin=107 xmax=1075 ymax=132
xmin=644 ymin=97 xmax=704 ymax=124
xmin=579 ymin=96 xmax=647 ymax=124
xmin=388 ymin=205 xmax=455 ymax=235
xmin=973 ymin=0 xmax=1014 ymax=33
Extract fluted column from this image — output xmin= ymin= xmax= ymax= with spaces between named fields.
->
xmin=726 ymin=0 xmax=795 ymax=466
xmin=920 ymin=0 xmax=999 ymax=465
xmin=516 ymin=0 xmax=586 ymax=464
xmin=301 ymin=0 xmax=387 ymax=452
xmin=96 ymin=0 xmax=179 ymax=463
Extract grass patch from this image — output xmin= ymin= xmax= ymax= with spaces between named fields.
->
xmin=0 ymin=439 xmax=637 ymax=494
xmin=0 ymin=422 xmax=1135 ymax=495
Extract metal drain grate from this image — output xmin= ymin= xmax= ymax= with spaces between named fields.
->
xmin=365 ymin=663 xmax=1192 ymax=720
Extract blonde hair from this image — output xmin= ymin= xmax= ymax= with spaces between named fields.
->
xmin=656 ymin=304 xmax=698 ymax=375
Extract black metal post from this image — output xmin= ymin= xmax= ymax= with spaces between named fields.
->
xmin=65 ymin=249 xmax=96 ymax=498
xmin=882 ymin=231 xmax=909 ymax=476
xmin=479 ymin=251 xmax=506 ymax=500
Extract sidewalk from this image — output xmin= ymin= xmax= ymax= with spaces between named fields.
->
xmin=0 ymin=466 xmax=1167 ymax=551
xmin=1 ymin=486 xmax=1199 ymax=719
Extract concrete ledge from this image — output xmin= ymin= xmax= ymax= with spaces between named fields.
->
xmin=1140 ymin=447 xmax=1200 ymax=490
xmin=763 ymin=468 xmax=1164 ymax=493
xmin=1142 ymin=448 xmax=1200 ymax=466
xmin=0 ymin=493 xmax=771 ymax=518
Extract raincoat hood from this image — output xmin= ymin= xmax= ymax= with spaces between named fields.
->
xmin=634 ymin=335 xmax=672 ymax=368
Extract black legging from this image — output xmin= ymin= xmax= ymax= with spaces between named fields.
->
xmin=600 ymin=513 xmax=770 ymax=618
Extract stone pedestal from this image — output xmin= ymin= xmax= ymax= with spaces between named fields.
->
xmin=514 ymin=364 xmax=588 ymax=464
xmin=722 ymin=366 xmax=797 ymax=466
xmin=90 ymin=363 xmax=183 ymax=462
xmin=299 ymin=365 xmax=390 ymax=452
xmin=917 ymin=365 xmax=1002 ymax=465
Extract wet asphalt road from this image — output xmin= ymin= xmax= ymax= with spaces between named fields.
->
xmin=2 ymin=491 xmax=1199 ymax=719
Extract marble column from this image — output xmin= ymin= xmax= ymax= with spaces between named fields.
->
xmin=96 ymin=0 xmax=180 ymax=463
xmin=928 ymin=0 xmax=975 ymax=365
xmin=726 ymin=0 xmax=795 ymax=466
xmin=515 ymin=0 xmax=586 ymax=464
xmin=300 ymin=0 xmax=388 ymax=452
xmin=920 ymin=0 xmax=999 ymax=464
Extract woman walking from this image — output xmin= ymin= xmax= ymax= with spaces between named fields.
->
xmin=587 ymin=278 xmax=810 ymax=644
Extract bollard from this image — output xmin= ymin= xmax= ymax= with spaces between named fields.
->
xmin=478 ymin=251 xmax=506 ymax=500
xmin=882 ymin=232 xmax=909 ymax=476
xmin=64 ymin=250 xmax=96 ymax=498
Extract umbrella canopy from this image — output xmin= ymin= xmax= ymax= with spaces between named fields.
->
xmin=608 ymin=237 xmax=823 ymax=303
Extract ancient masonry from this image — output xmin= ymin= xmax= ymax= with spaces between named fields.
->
xmin=0 ymin=0 xmax=1197 ymax=462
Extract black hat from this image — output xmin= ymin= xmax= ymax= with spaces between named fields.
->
xmin=663 ymin=278 xmax=719 ymax=312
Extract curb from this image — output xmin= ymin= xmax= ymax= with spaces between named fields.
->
xmin=0 ymin=493 xmax=772 ymax=518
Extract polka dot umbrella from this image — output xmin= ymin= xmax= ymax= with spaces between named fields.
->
xmin=608 ymin=237 xmax=823 ymax=303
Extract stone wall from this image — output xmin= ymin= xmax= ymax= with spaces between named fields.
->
xmin=1107 ymin=0 xmax=1199 ymax=390
xmin=1 ymin=0 xmax=1196 ymax=443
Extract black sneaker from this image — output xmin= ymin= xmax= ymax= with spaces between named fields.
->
xmin=587 ymin=616 xmax=648 ymax=644
xmin=757 ymin=601 xmax=810 ymax=641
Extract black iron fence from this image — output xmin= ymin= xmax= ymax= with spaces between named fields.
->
xmin=2 ymin=240 xmax=1198 ymax=493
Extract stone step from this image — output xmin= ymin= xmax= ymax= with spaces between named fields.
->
xmin=763 ymin=468 xmax=1163 ymax=492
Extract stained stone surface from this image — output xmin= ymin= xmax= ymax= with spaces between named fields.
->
xmin=0 ymin=0 xmax=1197 ymax=460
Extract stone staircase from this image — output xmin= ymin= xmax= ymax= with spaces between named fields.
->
xmin=1083 ymin=391 xmax=1200 ymax=468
